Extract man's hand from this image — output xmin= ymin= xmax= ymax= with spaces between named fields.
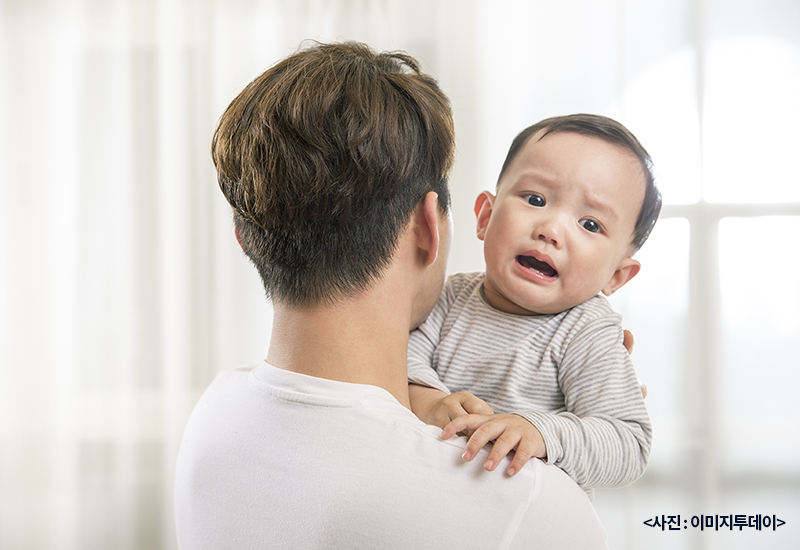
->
xmin=408 ymin=385 xmax=494 ymax=429
xmin=441 ymin=413 xmax=546 ymax=477
xmin=623 ymin=329 xmax=647 ymax=398
xmin=623 ymin=329 xmax=634 ymax=354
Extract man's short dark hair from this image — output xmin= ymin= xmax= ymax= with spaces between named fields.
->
xmin=497 ymin=114 xmax=661 ymax=251
xmin=212 ymin=41 xmax=455 ymax=305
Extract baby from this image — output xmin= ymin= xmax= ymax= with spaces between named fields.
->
xmin=408 ymin=114 xmax=660 ymax=498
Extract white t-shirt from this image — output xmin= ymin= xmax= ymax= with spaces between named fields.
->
xmin=174 ymin=362 xmax=608 ymax=549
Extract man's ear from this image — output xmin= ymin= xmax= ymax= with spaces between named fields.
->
xmin=415 ymin=191 xmax=441 ymax=266
xmin=234 ymin=225 xmax=244 ymax=249
xmin=474 ymin=191 xmax=495 ymax=241
xmin=602 ymin=257 xmax=641 ymax=296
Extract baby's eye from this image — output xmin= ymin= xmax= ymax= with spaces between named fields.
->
xmin=526 ymin=194 xmax=545 ymax=207
xmin=580 ymin=219 xmax=601 ymax=233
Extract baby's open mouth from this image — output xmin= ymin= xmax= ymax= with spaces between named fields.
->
xmin=517 ymin=255 xmax=558 ymax=278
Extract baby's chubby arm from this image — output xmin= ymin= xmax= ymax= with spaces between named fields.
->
xmin=522 ymin=321 xmax=651 ymax=489
xmin=440 ymin=330 xmax=640 ymax=478
xmin=406 ymin=276 xmax=455 ymax=393
xmin=408 ymin=275 xmax=496 ymax=427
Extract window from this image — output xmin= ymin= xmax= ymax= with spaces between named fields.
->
xmin=600 ymin=34 xmax=800 ymax=550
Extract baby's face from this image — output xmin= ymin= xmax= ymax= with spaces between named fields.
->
xmin=476 ymin=131 xmax=645 ymax=315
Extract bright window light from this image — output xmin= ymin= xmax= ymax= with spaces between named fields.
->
xmin=703 ymin=37 xmax=800 ymax=203
xmin=718 ymin=216 xmax=800 ymax=473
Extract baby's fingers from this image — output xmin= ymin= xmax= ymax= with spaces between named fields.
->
xmin=483 ymin=429 xmax=522 ymax=473
xmin=505 ymin=439 xmax=536 ymax=476
xmin=440 ymin=414 xmax=491 ymax=441
xmin=456 ymin=392 xmax=494 ymax=416
xmin=460 ymin=422 xmax=508 ymax=464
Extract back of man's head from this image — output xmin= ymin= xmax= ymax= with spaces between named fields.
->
xmin=212 ymin=41 xmax=455 ymax=306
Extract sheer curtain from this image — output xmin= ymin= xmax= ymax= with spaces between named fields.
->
xmin=1 ymin=1 xmax=798 ymax=549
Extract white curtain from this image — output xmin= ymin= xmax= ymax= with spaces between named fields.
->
xmin=2 ymin=1 xmax=798 ymax=549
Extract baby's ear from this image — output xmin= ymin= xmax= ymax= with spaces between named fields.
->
xmin=474 ymin=191 xmax=495 ymax=241
xmin=602 ymin=257 xmax=641 ymax=296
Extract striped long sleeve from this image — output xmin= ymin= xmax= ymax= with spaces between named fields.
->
xmin=407 ymin=272 xmax=652 ymax=497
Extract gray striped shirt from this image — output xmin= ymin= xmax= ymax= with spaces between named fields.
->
xmin=408 ymin=272 xmax=652 ymax=497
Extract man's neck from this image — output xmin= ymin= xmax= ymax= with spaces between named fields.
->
xmin=266 ymin=288 xmax=414 ymax=409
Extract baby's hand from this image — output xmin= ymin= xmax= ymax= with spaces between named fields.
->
xmin=409 ymin=385 xmax=494 ymax=429
xmin=441 ymin=414 xmax=546 ymax=476
xmin=428 ymin=391 xmax=494 ymax=429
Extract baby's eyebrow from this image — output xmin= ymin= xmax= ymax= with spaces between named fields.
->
xmin=514 ymin=172 xmax=557 ymax=189
xmin=583 ymin=193 xmax=618 ymax=222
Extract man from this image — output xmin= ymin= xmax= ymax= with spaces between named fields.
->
xmin=174 ymin=40 xmax=608 ymax=549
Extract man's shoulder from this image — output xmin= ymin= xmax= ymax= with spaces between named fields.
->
xmin=176 ymin=367 xmax=608 ymax=550
xmin=189 ymin=364 xmax=258 ymax=407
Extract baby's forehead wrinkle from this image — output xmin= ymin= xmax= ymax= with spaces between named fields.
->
xmin=508 ymin=170 xmax=556 ymax=191
xmin=581 ymin=190 xmax=619 ymax=221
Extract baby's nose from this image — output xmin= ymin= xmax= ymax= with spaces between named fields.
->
xmin=533 ymin=218 xmax=562 ymax=247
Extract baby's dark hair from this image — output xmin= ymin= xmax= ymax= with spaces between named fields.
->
xmin=497 ymin=114 xmax=661 ymax=251
xmin=212 ymin=41 xmax=455 ymax=305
